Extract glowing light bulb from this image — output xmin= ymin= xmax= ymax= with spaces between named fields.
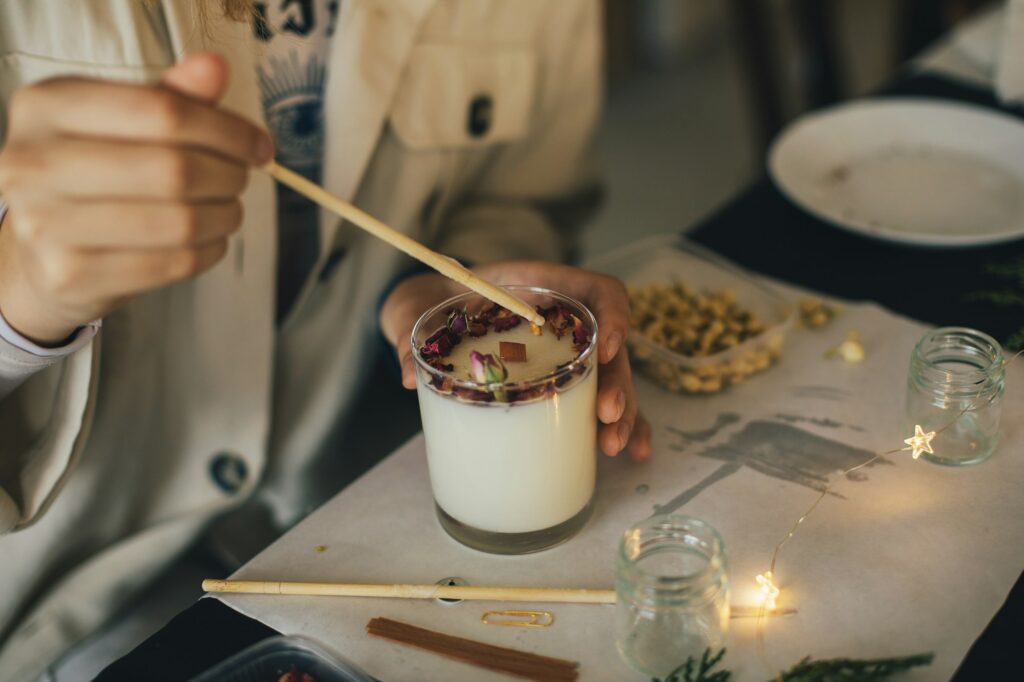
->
xmin=756 ymin=572 xmax=780 ymax=611
xmin=903 ymin=425 xmax=936 ymax=460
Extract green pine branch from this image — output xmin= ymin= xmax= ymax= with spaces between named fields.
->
xmin=775 ymin=652 xmax=934 ymax=681
xmin=655 ymin=648 xmax=934 ymax=682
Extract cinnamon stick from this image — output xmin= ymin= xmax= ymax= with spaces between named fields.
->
xmin=366 ymin=617 xmax=578 ymax=682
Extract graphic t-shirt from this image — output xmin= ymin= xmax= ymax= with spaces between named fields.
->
xmin=252 ymin=0 xmax=340 ymax=323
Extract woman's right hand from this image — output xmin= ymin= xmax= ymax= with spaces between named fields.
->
xmin=0 ymin=52 xmax=272 ymax=345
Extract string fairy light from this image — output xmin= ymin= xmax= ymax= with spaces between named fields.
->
xmin=751 ymin=347 xmax=1023 ymax=666
xmin=903 ymin=425 xmax=936 ymax=460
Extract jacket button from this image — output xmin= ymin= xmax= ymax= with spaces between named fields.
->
xmin=467 ymin=94 xmax=493 ymax=138
xmin=210 ymin=452 xmax=248 ymax=494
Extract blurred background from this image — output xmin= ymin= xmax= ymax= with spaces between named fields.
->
xmin=584 ymin=0 xmax=992 ymax=259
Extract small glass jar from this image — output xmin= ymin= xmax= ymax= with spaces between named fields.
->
xmin=905 ymin=327 xmax=1005 ymax=466
xmin=615 ymin=515 xmax=729 ymax=678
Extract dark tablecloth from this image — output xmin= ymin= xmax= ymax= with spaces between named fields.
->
xmin=98 ymin=73 xmax=1023 ymax=681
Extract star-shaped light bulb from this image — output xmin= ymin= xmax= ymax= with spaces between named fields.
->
xmin=756 ymin=571 xmax=780 ymax=611
xmin=903 ymin=424 xmax=936 ymax=459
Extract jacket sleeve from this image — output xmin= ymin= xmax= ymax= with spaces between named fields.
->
xmin=0 ymin=333 xmax=97 ymax=533
xmin=433 ymin=0 xmax=603 ymax=265
xmin=0 ymin=200 xmax=99 ymax=533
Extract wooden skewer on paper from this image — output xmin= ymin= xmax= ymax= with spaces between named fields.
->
xmin=203 ymin=579 xmax=615 ymax=604
xmin=202 ymin=579 xmax=795 ymax=617
xmin=261 ymin=161 xmax=545 ymax=327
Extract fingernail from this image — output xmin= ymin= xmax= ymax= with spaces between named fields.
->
xmin=617 ymin=421 xmax=631 ymax=449
xmin=615 ymin=391 xmax=626 ymax=420
xmin=605 ymin=331 xmax=623 ymax=359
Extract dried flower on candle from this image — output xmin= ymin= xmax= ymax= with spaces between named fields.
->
xmin=469 ymin=351 xmax=508 ymax=384
xmin=418 ymin=300 xmax=593 ymax=404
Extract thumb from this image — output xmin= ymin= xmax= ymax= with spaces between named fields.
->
xmin=161 ymin=52 xmax=228 ymax=103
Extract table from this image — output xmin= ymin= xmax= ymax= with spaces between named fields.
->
xmin=99 ymin=73 xmax=1024 ymax=681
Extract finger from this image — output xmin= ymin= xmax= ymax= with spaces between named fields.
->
xmin=488 ymin=263 xmax=630 ymax=364
xmin=597 ymin=347 xmax=632 ymax=424
xmin=47 ymin=241 xmax=231 ymax=300
xmin=596 ymin=351 xmax=638 ymax=456
xmin=6 ymin=139 xmax=248 ymax=200
xmin=161 ymin=52 xmax=227 ymax=104
xmin=12 ymin=77 xmax=272 ymax=165
xmin=394 ymin=333 xmax=418 ymax=390
xmin=585 ymin=275 xmax=631 ymax=364
xmin=19 ymin=200 xmax=243 ymax=248
xmin=627 ymin=414 xmax=653 ymax=463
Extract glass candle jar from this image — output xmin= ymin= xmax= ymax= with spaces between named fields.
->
xmin=412 ymin=287 xmax=598 ymax=554
xmin=615 ymin=515 xmax=729 ymax=678
xmin=905 ymin=327 xmax=1005 ymax=466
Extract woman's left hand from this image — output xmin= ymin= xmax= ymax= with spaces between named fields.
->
xmin=380 ymin=261 xmax=652 ymax=462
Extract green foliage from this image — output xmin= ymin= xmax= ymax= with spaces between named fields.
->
xmin=970 ymin=257 xmax=1024 ymax=351
xmin=984 ymin=258 xmax=1024 ymax=288
xmin=657 ymin=647 xmax=730 ymax=682
xmin=774 ymin=652 xmax=934 ymax=681
xmin=654 ymin=649 xmax=934 ymax=682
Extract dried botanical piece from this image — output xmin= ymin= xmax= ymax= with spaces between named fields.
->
xmin=826 ymin=331 xmax=865 ymax=363
xmin=418 ymin=303 xmax=593 ymax=404
xmin=798 ymin=297 xmax=840 ymax=328
xmin=629 ymin=283 xmax=766 ymax=357
xmin=627 ymin=282 xmax=782 ymax=394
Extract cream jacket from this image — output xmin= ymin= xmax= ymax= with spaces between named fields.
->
xmin=0 ymin=1 xmax=601 ymax=679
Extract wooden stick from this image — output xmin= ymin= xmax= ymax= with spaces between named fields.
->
xmin=261 ymin=161 xmax=545 ymax=326
xmin=203 ymin=579 xmax=795 ymax=618
xmin=202 ymin=579 xmax=615 ymax=604
xmin=367 ymin=617 xmax=578 ymax=682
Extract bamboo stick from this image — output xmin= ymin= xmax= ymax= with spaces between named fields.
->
xmin=261 ymin=161 xmax=545 ymax=326
xmin=203 ymin=579 xmax=795 ymax=618
xmin=202 ymin=579 xmax=615 ymax=604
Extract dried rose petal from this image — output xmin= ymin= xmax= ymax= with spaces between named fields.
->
xmin=447 ymin=308 xmax=468 ymax=335
xmin=571 ymin=314 xmax=589 ymax=350
xmin=492 ymin=314 xmax=522 ymax=332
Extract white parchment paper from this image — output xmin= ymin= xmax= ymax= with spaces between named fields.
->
xmin=216 ymin=291 xmax=1024 ymax=681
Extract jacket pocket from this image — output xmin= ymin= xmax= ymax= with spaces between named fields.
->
xmin=389 ymin=44 xmax=536 ymax=150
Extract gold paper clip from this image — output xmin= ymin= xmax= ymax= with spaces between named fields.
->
xmin=481 ymin=610 xmax=554 ymax=628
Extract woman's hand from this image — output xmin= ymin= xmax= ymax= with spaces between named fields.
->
xmin=380 ymin=261 xmax=652 ymax=462
xmin=0 ymin=52 xmax=273 ymax=344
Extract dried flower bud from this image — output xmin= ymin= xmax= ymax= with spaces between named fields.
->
xmin=469 ymin=350 xmax=508 ymax=384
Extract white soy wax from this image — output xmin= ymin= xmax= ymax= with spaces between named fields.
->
xmin=413 ymin=288 xmax=598 ymax=551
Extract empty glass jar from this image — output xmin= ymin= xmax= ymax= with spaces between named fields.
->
xmin=615 ymin=515 xmax=729 ymax=678
xmin=905 ymin=327 xmax=1005 ymax=466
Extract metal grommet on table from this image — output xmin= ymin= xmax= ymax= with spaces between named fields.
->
xmin=435 ymin=576 xmax=468 ymax=605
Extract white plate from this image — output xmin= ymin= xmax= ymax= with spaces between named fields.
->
xmin=769 ymin=98 xmax=1024 ymax=247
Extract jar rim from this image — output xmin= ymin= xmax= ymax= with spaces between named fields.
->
xmin=410 ymin=286 xmax=599 ymax=391
xmin=616 ymin=514 xmax=727 ymax=605
xmin=911 ymin=327 xmax=1004 ymax=389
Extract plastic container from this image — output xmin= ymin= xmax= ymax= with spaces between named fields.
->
xmin=587 ymin=235 xmax=793 ymax=394
xmin=190 ymin=635 xmax=377 ymax=682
